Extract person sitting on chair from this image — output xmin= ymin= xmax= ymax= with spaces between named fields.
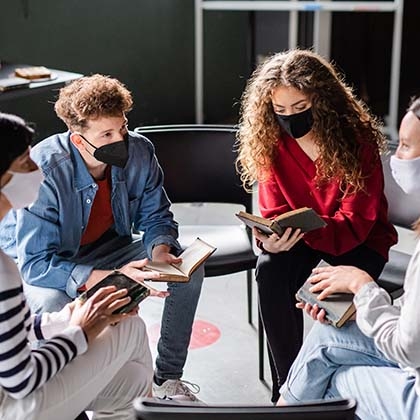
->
xmin=278 ymin=97 xmax=420 ymax=419
xmin=235 ymin=48 xmax=397 ymax=402
xmin=0 ymin=74 xmax=204 ymax=402
xmin=0 ymin=112 xmax=153 ymax=420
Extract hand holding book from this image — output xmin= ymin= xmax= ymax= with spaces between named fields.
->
xmin=296 ymin=261 xmax=356 ymax=328
xmin=143 ymin=237 xmax=216 ymax=282
xmin=236 ymin=207 xmax=326 ymax=237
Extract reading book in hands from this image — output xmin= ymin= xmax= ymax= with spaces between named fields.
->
xmin=79 ymin=271 xmax=150 ymax=314
xmin=296 ymin=260 xmax=355 ymax=328
xmin=236 ymin=207 xmax=326 ymax=236
xmin=144 ymin=237 xmax=216 ymax=282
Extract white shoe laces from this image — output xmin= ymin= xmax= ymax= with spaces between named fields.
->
xmin=168 ymin=379 xmax=200 ymax=397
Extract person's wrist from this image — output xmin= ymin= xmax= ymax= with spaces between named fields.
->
xmin=151 ymin=243 xmax=171 ymax=258
xmin=350 ymin=276 xmax=373 ymax=295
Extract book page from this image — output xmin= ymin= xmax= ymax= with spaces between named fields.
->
xmin=176 ymin=237 xmax=216 ymax=275
xmin=144 ymin=261 xmax=185 ymax=277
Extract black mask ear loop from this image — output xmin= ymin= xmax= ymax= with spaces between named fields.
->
xmin=78 ymin=134 xmax=98 ymax=151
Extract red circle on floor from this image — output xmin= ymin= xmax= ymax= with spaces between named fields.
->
xmin=148 ymin=319 xmax=221 ymax=349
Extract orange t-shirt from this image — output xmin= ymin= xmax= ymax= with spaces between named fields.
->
xmin=80 ymin=169 xmax=114 ymax=246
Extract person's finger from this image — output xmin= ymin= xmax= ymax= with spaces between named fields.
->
xmin=310 ymin=303 xmax=320 ymax=320
xmin=169 ymin=256 xmax=183 ymax=264
xmin=106 ymin=296 xmax=132 ymax=313
xmin=141 ymin=270 xmax=162 ymax=281
xmin=312 ymin=265 xmax=335 ymax=275
xmin=317 ymin=286 xmax=334 ymax=300
xmin=87 ymin=285 xmax=119 ymax=304
xmin=304 ymin=302 xmax=314 ymax=316
xmin=149 ymin=289 xmax=170 ymax=298
xmin=252 ymin=227 xmax=269 ymax=241
xmin=316 ymin=308 xmax=328 ymax=323
xmin=125 ymin=259 xmax=149 ymax=269
xmin=91 ymin=288 xmax=129 ymax=308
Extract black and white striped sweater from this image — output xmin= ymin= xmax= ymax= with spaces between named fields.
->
xmin=0 ymin=250 xmax=87 ymax=399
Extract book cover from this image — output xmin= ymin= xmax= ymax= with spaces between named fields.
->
xmin=79 ymin=272 xmax=150 ymax=314
xmin=296 ymin=260 xmax=355 ymax=328
xmin=236 ymin=207 xmax=326 ymax=236
xmin=144 ymin=237 xmax=216 ymax=282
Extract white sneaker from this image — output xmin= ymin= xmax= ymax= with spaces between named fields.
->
xmin=152 ymin=379 xmax=204 ymax=404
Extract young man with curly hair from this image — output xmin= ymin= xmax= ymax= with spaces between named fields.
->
xmin=236 ymin=49 xmax=398 ymax=402
xmin=0 ymin=74 xmax=205 ymax=402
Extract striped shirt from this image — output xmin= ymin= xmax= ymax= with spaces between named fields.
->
xmin=0 ymin=250 xmax=87 ymax=399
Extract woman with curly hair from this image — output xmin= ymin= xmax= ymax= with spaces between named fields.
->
xmin=236 ymin=49 xmax=398 ymax=402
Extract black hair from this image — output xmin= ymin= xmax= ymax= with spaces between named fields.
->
xmin=0 ymin=113 xmax=34 ymax=178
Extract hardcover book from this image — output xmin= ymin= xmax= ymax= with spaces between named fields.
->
xmin=144 ymin=237 xmax=216 ymax=282
xmin=236 ymin=207 xmax=326 ymax=236
xmin=79 ymin=271 xmax=150 ymax=314
xmin=0 ymin=77 xmax=30 ymax=92
xmin=296 ymin=260 xmax=355 ymax=328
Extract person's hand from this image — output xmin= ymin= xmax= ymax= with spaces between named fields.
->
xmin=151 ymin=243 xmax=182 ymax=265
xmin=296 ymin=301 xmax=329 ymax=324
xmin=253 ymin=227 xmax=304 ymax=253
xmin=118 ymin=259 xmax=169 ymax=298
xmin=70 ymin=286 xmax=132 ymax=343
xmin=308 ymin=265 xmax=374 ymax=299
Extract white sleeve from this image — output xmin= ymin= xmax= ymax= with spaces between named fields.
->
xmin=28 ymin=304 xmax=73 ymax=341
xmin=355 ymin=246 xmax=420 ymax=368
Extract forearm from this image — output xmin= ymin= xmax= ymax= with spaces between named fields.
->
xmin=354 ymin=282 xmax=420 ymax=367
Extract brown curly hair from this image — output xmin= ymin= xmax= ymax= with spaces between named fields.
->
xmin=54 ymin=74 xmax=133 ymax=131
xmin=236 ymin=49 xmax=387 ymax=193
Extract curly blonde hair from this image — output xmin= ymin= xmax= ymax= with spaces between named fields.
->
xmin=236 ymin=49 xmax=387 ymax=193
xmin=54 ymin=74 xmax=133 ymax=131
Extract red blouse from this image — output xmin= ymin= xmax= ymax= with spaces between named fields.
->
xmin=258 ymin=134 xmax=397 ymax=259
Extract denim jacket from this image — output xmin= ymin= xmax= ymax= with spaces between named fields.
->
xmin=0 ymin=131 xmax=179 ymax=297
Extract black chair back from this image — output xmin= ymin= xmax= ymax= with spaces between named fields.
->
xmin=134 ymin=124 xmax=252 ymax=212
xmin=134 ymin=397 xmax=357 ymax=420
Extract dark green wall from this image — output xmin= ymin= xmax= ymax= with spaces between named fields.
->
xmin=0 ymin=1 xmax=250 ymax=140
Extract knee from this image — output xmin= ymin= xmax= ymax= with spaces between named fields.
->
xmin=170 ymin=265 xmax=204 ymax=294
xmin=256 ymin=253 xmax=283 ymax=282
xmin=23 ymin=284 xmax=71 ymax=313
xmin=191 ymin=264 xmax=204 ymax=285
xmin=123 ymin=316 xmax=148 ymax=342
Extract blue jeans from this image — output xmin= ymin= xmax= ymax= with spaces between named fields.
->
xmin=23 ymin=234 xmax=204 ymax=381
xmin=280 ymin=321 xmax=420 ymax=420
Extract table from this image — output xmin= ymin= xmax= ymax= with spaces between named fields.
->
xmin=0 ymin=63 xmax=83 ymax=101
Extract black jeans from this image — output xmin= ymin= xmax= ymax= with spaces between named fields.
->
xmin=256 ymin=240 xmax=386 ymax=403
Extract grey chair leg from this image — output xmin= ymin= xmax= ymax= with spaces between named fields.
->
xmin=258 ymin=309 xmax=264 ymax=381
xmin=247 ymin=269 xmax=253 ymax=325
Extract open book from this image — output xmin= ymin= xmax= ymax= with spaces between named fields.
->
xmin=144 ymin=237 xmax=216 ymax=282
xmin=236 ymin=207 xmax=326 ymax=236
xmin=296 ymin=260 xmax=355 ymax=328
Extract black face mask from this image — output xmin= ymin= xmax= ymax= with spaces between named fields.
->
xmin=275 ymin=107 xmax=314 ymax=139
xmin=80 ymin=133 xmax=129 ymax=168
